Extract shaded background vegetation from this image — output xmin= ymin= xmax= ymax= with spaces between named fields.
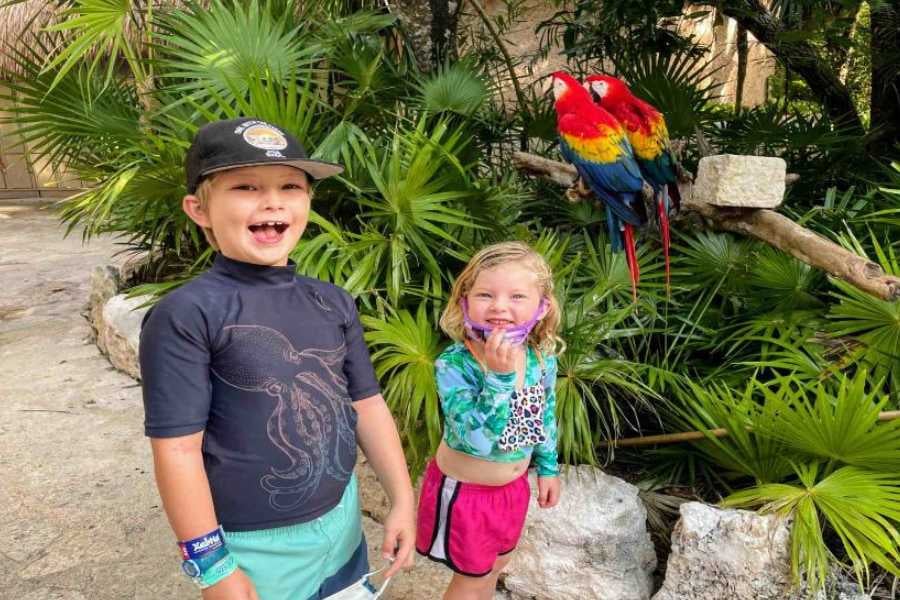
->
xmin=1 ymin=0 xmax=898 ymax=593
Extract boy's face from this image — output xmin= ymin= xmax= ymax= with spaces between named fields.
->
xmin=183 ymin=164 xmax=311 ymax=266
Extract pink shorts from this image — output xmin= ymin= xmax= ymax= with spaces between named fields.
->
xmin=415 ymin=460 xmax=530 ymax=577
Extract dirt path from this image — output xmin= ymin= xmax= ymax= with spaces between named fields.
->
xmin=0 ymin=202 xmax=194 ymax=599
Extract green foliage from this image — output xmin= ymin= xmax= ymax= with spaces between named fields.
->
xmin=416 ymin=62 xmax=489 ymax=117
xmin=616 ymin=49 xmax=721 ymax=143
xmin=828 ymin=237 xmax=900 ymax=398
xmin=671 ymin=371 xmax=900 ymax=589
xmin=362 ymin=305 xmax=444 ymax=476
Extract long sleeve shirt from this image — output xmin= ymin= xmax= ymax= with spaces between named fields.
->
xmin=435 ymin=342 xmax=559 ymax=477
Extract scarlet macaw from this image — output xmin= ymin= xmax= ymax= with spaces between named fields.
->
xmin=551 ymin=71 xmax=645 ymax=300
xmin=584 ymin=74 xmax=679 ymax=289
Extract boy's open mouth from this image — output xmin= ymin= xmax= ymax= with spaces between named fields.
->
xmin=248 ymin=221 xmax=289 ymax=244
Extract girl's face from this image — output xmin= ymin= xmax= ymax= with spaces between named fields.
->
xmin=466 ymin=261 xmax=546 ymax=330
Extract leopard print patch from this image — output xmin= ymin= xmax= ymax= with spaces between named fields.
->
xmin=497 ymin=383 xmax=547 ymax=452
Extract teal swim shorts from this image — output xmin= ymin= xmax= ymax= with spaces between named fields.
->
xmin=224 ymin=475 xmax=369 ymax=600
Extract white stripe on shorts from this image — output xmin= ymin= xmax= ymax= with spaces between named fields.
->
xmin=427 ymin=476 xmax=459 ymax=560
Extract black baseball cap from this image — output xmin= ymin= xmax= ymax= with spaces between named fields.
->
xmin=185 ymin=117 xmax=344 ymax=193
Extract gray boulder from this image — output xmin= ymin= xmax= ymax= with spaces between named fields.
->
xmin=503 ymin=465 xmax=656 ymax=600
xmin=653 ymin=502 xmax=795 ymax=600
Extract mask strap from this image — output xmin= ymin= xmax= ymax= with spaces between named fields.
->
xmin=363 ymin=564 xmax=392 ymax=597
xmin=518 ymin=297 xmax=548 ymax=330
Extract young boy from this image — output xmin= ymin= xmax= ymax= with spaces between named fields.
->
xmin=139 ymin=118 xmax=415 ymax=600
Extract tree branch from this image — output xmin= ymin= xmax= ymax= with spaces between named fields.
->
xmin=512 ymin=151 xmax=900 ymax=302
xmin=695 ymin=0 xmax=865 ymax=134
xmin=601 ymin=411 xmax=900 ymax=448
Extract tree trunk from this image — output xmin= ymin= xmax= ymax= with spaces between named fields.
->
xmin=699 ymin=0 xmax=865 ymax=135
xmin=390 ymin=0 xmax=461 ymax=72
xmin=869 ymin=1 xmax=900 ymax=154
xmin=734 ymin=22 xmax=748 ymax=114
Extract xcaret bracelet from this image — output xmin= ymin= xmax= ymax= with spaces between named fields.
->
xmin=178 ymin=526 xmax=238 ymax=589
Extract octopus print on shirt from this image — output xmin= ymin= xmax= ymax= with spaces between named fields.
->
xmin=212 ymin=325 xmax=357 ymax=511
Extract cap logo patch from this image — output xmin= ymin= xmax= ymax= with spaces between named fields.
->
xmin=242 ymin=124 xmax=288 ymax=151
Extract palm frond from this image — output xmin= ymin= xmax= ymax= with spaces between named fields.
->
xmin=725 ymin=463 xmax=900 ymax=590
xmin=155 ymin=0 xmax=319 ymax=115
xmin=828 ymin=237 xmax=900 ymax=396
xmin=362 ymin=304 xmax=444 ymax=476
xmin=754 ymin=371 xmax=900 ymax=472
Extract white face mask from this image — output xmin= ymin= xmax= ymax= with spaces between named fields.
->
xmin=321 ymin=566 xmax=391 ymax=600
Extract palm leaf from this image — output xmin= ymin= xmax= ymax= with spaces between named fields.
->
xmin=725 ymin=463 xmax=900 ymax=590
xmin=361 ymin=304 xmax=444 ymax=476
xmin=154 ymin=0 xmax=320 ymax=115
xmin=755 ymin=371 xmax=900 ymax=472
xmin=42 ymin=0 xmax=148 ymax=91
xmin=828 ymin=237 xmax=900 ymax=396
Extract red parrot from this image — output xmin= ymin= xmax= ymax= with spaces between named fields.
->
xmin=551 ymin=71 xmax=646 ymax=301
xmin=585 ymin=75 xmax=679 ymax=290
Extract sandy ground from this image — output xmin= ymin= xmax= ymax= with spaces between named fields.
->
xmin=0 ymin=202 xmax=196 ymax=599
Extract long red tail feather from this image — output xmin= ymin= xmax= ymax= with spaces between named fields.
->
xmin=658 ymin=197 xmax=671 ymax=294
xmin=623 ymin=223 xmax=639 ymax=302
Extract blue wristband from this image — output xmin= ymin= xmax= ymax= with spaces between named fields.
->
xmin=182 ymin=544 xmax=229 ymax=579
xmin=178 ymin=527 xmax=235 ymax=587
xmin=179 ymin=527 xmax=227 ymax=560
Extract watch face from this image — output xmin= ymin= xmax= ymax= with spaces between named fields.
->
xmin=182 ymin=560 xmax=201 ymax=578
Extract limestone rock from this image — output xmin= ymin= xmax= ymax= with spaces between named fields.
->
xmin=356 ymin=457 xmax=425 ymax=525
xmin=88 ymin=265 xmax=120 ymax=349
xmin=96 ymin=294 xmax=151 ymax=380
xmin=693 ymin=154 xmax=786 ymax=208
xmin=652 ymin=502 xmax=795 ymax=600
xmin=503 ymin=466 xmax=656 ymax=600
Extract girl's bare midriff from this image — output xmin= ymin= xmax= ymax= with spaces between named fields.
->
xmin=435 ymin=440 xmax=530 ymax=486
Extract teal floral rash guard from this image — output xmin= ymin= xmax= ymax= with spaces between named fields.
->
xmin=435 ymin=342 xmax=560 ymax=477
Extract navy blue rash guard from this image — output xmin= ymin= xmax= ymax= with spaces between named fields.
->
xmin=139 ymin=253 xmax=381 ymax=531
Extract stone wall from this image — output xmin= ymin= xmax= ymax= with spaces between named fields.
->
xmin=475 ymin=0 xmax=776 ymax=108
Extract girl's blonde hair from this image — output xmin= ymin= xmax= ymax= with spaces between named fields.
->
xmin=440 ymin=241 xmax=565 ymax=356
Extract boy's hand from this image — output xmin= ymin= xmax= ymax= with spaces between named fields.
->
xmin=201 ymin=568 xmax=259 ymax=600
xmin=483 ymin=328 xmax=518 ymax=374
xmin=381 ymin=503 xmax=416 ymax=578
xmin=537 ymin=476 xmax=561 ymax=509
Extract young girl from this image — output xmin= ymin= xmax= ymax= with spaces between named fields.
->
xmin=416 ymin=241 xmax=563 ymax=600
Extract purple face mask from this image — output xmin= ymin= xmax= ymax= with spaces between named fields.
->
xmin=461 ymin=297 xmax=548 ymax=345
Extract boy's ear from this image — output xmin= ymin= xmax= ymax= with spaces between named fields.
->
xmin=182 ymin=194 xmax=212 ymax=228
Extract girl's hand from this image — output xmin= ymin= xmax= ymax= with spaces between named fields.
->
xmin=201 ymin=568 xmax=259 ymax=600
xmin=483 ymin=328 xmax=518 ymax=374
xmin=537 ymin=476 xmax=561 ymax=509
